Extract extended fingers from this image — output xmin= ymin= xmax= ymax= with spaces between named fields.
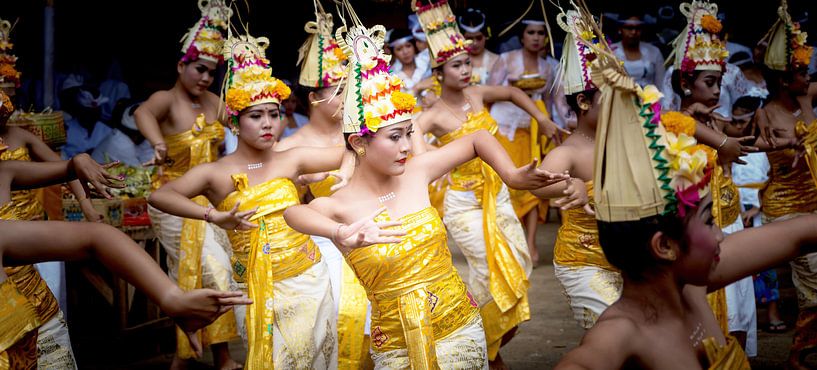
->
xmin=216 ymin=296 xmax=253 ymax=306
xmin=583 ymin=204 xmax=595 ymax=216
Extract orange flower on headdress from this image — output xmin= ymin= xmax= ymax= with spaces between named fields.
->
xmin=686 ymin=144 xmax=716 ymax=170
xmin=700 ymin=15 xmax=722 ymax=34
xmin=793 ymin=46 xmax=813 ymax=68
xmin=226 ymin=88 xmax=252 ymax=113
xmin=661 ymin=111 xmax=697 ymax=137
xmin=390 ymin=91 xmax=416 ymax=111
xmin=272 ymin=81 xmax=292 ymax=101
xmin=0 ymin=64 xmax=18 ymax=81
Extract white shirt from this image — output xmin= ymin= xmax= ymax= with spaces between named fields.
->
xmin=611 ymin=41 xmax=666 ymax=87
xmin=61 ymin=114 xmax=114 ymax=159
xmin=91 ymin=129 xmax=153 ymax=166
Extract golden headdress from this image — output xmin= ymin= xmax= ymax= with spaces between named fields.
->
xmin=668 ymin=0 xmax=728 ymax=73
xmin=0 ymin=18 xmax=20 ymax=89
xmin=411 ymin=1 xmax=471 ymax=68
xmin=223 ymin=34 xmax=291 ymax=122
xmin=298 ymin=1 xmax=347 ymax=88
xmin=180 ymin=0 xmax=232 ymax=64
xmin=589 ymin=22 xmax=712 ymax=221
xmin=556 ymin=6 xmax=602 ymax=95
xmin=336 ymin=2 xmax=417 ymax=135
xmin=762 ymin=0 xmax=812 ymax=71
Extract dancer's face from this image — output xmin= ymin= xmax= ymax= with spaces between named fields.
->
xmin=674 ymin=196 xmax=723 ymax=285
xmin=440 ymin=54 xmax=473 ymax=89
xmin=464 ymin=31 xmax=486 ymax=56
xmin=393 ymin=42 xmax=416 ymax=66
xmin=726 ymin=106 xmax=754 ymax=137
xmin=237 ymin=103 xmax=283 ymax=149
xmin=354 ymin=120 xmax=413 ymax=176
xmin=177 ymin=59 xmax=217 ymax=97
xmin=521 ymin=24 xmax=546 ymax=53
xmin=688 ymin=71 xmax=722 ymax=107
xmin=786 ymin=68 xmax=811 ymax=96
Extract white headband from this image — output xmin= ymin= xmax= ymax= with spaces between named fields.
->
xmin=459 ymin=9 xmax=486 ymax=34
xmin=389 ymin=35 xmax=414 ymax=48
xmin=521 ymin=20 xmax=547 ymax=26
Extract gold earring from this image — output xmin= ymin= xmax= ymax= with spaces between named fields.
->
xmin=357 ymin=148 xmax=366 ymax=157
xmin=667 ymin=250 xmax=677 ymax=261
xmin=579 ymin=103 xmax=590 ymax=111
xmin=231 ymin=127 xmax=239 ymax=135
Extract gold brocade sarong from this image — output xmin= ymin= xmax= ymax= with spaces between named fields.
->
xmin=761 ymin=149 xmax=817 ymax=219
xmin=553 ymin=181 xmax=622 ymax=328
xmin=346 ymin=207 xmax=483 ymax=369
xmin=149 ymin=114 xmax=236 ymax=357
xmin=438 ymin=110 xmax=531 ymax=360
xmin=219 ymin=175 xmax=335 ymax=369
xmin=702 ymin=335 xmax=752 ymax=369
xmin=0 ymin=278 xmax=41 ymax=370
xmin=308 ymin=170 xmax=371 ymax=369
xmin=796 ymin=119 xmax=817 ymax=187
xmin=706 ymin=163 xmax=742 ymax=336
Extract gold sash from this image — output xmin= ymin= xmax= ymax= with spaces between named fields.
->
xmin=439 ymin=110 xmax=530 ymax=315
xmin=761 ymin=145 xmax=817 ymax=218
xmin=711 ymin=163 xmax=741 ymax=228
xmin=218 ymin=175 xmax=321 ymax=369
xmin=554 ymin=181 xmax=614 ymax=269
xmin=346 ymin=207 xmax=479 ymax=369
xmin=0 ymin=147 xmax=44 ymax=221
xmin=796 ymin=119 xmax=817 ymax=188
xmin=703 ymin=335 xmax=751 ymax=369
xmin=0 ymin=279 xmax=41 ymax=370
xmin=152 ymin=114 xmax=230 ymax=358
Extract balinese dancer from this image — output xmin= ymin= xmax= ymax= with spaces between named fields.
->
xmin=531 ymin=5 xmax=622 ymax=329
xmin=148 ymin=30 xmax=357 ymax=368
xmin=753 ymin=1 xmax=817 ymax=368
xmin=408 ymin=2 xmax=569 ymax=367
xmin=458 ymin=8 xmax=497 ymax=86
xmin=134 ymin=1 xmax=240 ymax=368
xmin=487 ymin=7 xmax=571 ymax=265
xmin=275 ymin=2 xmax=371 ymax=368
xmin=554 ymin=6 xmax=817 ymax=365
xmin=282 ymin=4 xmax=566 ymax=367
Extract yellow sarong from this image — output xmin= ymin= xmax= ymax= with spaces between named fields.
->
xmin=0 ymin=278 xmax=41 ymax=370
xmin=438 ymin=109 xmax=531 ymax=360
xmin=347 ymin=207 xmax=484 ymax=369
xmin=149 ymin=114 xmax=236 ymax=357
xmin=219 ymin=175 xmax=335 ymax=369
xmin=553 ymin=181 xmax=622 ymax=328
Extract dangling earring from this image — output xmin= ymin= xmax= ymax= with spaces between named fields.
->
xmin=683 ymin=89 xmax=692 ymax=97
xmin=436 ymin=75 xmax=443 ymax=82
xmin=356 ymin=147 xmax=366 ymax=157
xmin=231 ymin=126 xmax=239 ymax=136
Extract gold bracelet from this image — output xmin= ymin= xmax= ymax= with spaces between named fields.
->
xmin=716 ymin=135 xmax=728 ymax=152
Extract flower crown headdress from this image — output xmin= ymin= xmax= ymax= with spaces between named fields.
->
xmin=667 ymin=0 xmax=728 ymax=73
xmin=222 ymin=34 xmax=290 ymax=125
xmin=556 ymin=2 xmax=605 ymax=95
xmin=180 ymin=0 xmax=233 ymax=64
xmin=578 ymin=1 xmax=712 ymax=221
xmin=335 ymin=0 xmax=416 ymax=135
xmin=0 ymin=18 xmax=20 ymax=89
xmin=298 ymin=0 xmax=347 ymax=88
xmin=412 ymin=0 xmax=472 ymax=68
xmin=762 ymin=0 xmax=812 ymax=71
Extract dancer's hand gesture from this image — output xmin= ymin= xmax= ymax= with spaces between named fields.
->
xmin=70 ymin=154 xmax=124 ymax=199
xmin=552 ymin=177 xmax=594 ymax=215
xmin=163 ymin=288 xmax=252 ymax=357
xmin=506 ymin=158 xmax=568 ymax=190
xmin=334 ymin=207 xmax=406 ymax=255
xmin=210 ymin=201 xmax=258 ymax=231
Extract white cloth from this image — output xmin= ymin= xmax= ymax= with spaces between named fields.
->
xmin=487 ymin=50 xmax=565 ymax=139
xmin=61 ymin=114 xmax=114 ymax=159
xmin=370 ymin=315 xmax=488 ymax=370
xmin=611 ymin=42 xmax=666 ymax=87
xmin=91 ymin=129 xmax=154 ymax=166
xmin=98 ymin=79 xmax=131 ymax=121
xmin=722 ymin=217 xmax=757 ymax=357
xmin=232 ymin=260 xmax=338 ymax=369
xmin=443 ymin=185 xmax=531 ymax=307
xmin=282 ymin=113 xmax=309 ymax=139
xmin=224 ymin=127 xmax=238 ymax=155
xmin=311 ymin=235 xmax=372 ymax=335
xmin=553 ymin=263 xmax=623 ymax=329
xmin=37 ymin=310 xmax=78 ymax=369
xmin=35 ymin=262 xmax=68 ymax=316
xmin=732 ymin=152 xmax=770 ymax=208
xmin=726 ymin=42 xmax=752 ymax=61
xmin=471 ymin=51 xmax=498 ymax=87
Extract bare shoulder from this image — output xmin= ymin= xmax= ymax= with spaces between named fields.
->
xmin=307 ymin=194 xmax=340 ymax=220
xmin=275 ymin=129 xmax=308 ymax=151
xmin=139 ymin=90 xmax=173 ymax=115
xmin=556 ymin=313 xmax=641 ymax=370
